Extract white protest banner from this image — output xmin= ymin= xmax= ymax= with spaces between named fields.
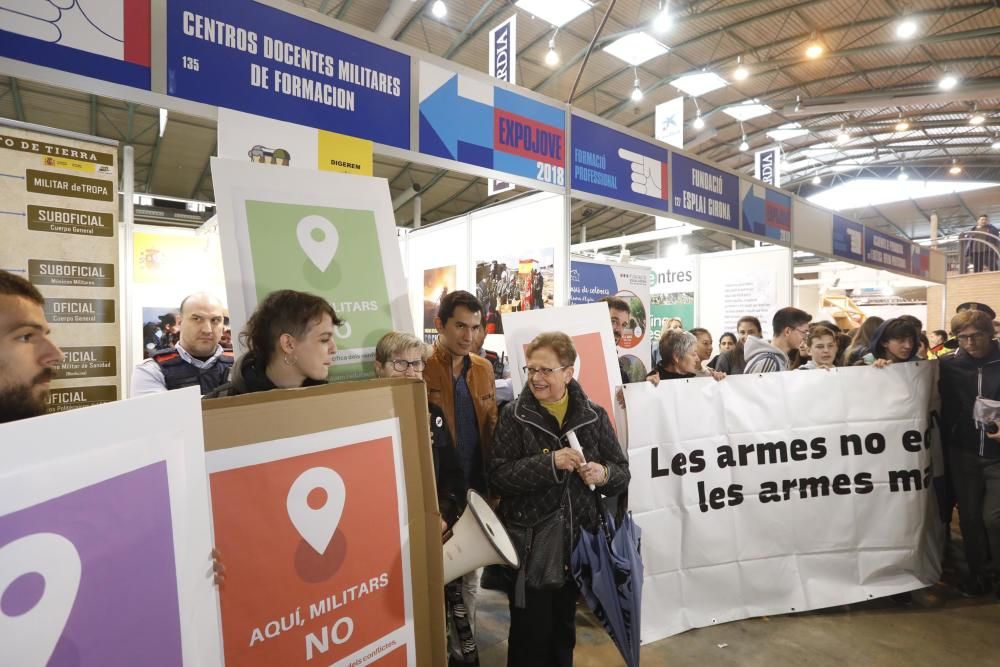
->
xmin=0 ymin=388 xmax=220 ymax=666
xmin=502 ymin=303 xmax=622 ymax=431
xmin=625 ymin=362 xmax=942 ymax=643
xmin=211 ymin=158 xmax=412 ymax=381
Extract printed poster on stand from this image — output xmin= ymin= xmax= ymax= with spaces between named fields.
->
xmin=647 ymin=256 xmax=698 ymax=340
xmin=0 ymin=120 xmax=121 ymax=411
xmin=210 ymin=158 xmax=411 ymax=381
xmin=201 ymin=380 xmax=446 ymax=666
xmin=501 ymin=302 xmax=622 ymax=431
xmin=569 ymin=257 xmax=652 ymax=382
xmin=0 ymin=388 xmax=220 ymax=666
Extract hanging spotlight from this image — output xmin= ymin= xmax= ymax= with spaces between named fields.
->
xmin=545 ymin=33 xmax=560 ymax=67
xmin=805 ymin=38 xmax=824 ymax=59
xmin=693 ymin=113 xmax=705 ymax=130
xmin=897 ymin=169 xmax=909 ymax=181
xmin=969 ymin=112 xmax=986 ymax=126
xmin=812 ymin=174 xmax=822 ymax=185
xmin=631 ymin=69 xmax=643 ymax=102
xmin=836 ymin=126 xmax=850 ymax=144
xmin=894 ymin=118 xmax=910 ymax=132
xmin=739 ymin=135 xmax=749 ymax=152
xmin=949 ymin=160 xmax=962 ymax=175
xmin=938 ymin=73 xmax=958 ymax=90
xmin=431 ymin=0 xmax=447 ymax=18
xmin=895 ymin=18 xmax=917 ymax=39
xmin=653 ymin=1 xmax=672 ymax=32
xmin=733 ymin=55 xmax=749 ymax=81
xmin=993 ymin=136 xmax=1000 ymax=150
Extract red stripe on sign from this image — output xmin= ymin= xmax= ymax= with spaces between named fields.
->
xmin=661 ymin=160 xmax=669 ymax=200
xmin=493 ymin=109 xmax=565 ymax=166
xmin=124 ymin=0 xmax=151 ymax=66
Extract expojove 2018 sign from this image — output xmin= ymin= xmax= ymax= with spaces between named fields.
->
xmin=626 ymin=362 xmax=942 ymax=643
xmin=0 ymin=122 xmax=120 ymax=411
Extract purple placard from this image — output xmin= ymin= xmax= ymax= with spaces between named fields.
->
xmin=865 ymin=227 xmax=912 ymax=273
xmin=671 ymin=153 xmax=739 ymax=229
xmin=0 ymin=462 xmax=182 ymax=666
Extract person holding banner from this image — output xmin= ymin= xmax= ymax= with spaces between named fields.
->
xmin=715 ymin=315 xmax=763 ymax=375
xmin=204 ymin=290 xmax=341 ymax=397
xmin=744 ymin=307 xmax=812 ymax=374
xmin=940 ymin=308 xmax=1000 ymax=597
xmin=648 ymin=330 xmax=726 ymax=383
xmin=490 ymin=332 xmax=630 ymax=667
xmin=799 ymin=325 xmax=840 ymax=370
xmin=0 ymin=270 xmax=64 ymax=423
xmin=852 ymin=318 xmax=919 ymax=368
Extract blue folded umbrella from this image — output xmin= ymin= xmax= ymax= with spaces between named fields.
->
xmin=571 ymin=505 xmax=643 ymax=667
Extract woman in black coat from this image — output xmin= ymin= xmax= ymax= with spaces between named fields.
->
xmin=489 ymin=332 xmax=630 ymax=667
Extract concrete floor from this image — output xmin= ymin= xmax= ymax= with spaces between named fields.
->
xmin=474 ymin=529 xmax=1000 ymax=666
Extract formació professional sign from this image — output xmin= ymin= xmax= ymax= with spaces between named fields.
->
xmin=570 ymin=115 xmax=668 ymax=211
xmin=832 ymin=215 xmax=864 ymax=262
xmin=865 ymin=227 xmax=911 ymax=273
xmin=671 ymin=153 xmax=739 ymax=229
xmin=419 ymin=61 xmax=565 ymax=188
xmin=166 ymin=0 xmax=411 ymax=149
xmin=0 ymin=0 xmax=151 ymax=89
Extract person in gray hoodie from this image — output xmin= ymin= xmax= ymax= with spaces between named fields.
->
xmin=744 ymin=307 xmax=812 ymax=374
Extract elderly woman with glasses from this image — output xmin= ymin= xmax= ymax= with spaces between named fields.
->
xmin=489 ymin=332 xmax=630 ymax=667
xmin=648 ymin=329 xmax=726 ymax=383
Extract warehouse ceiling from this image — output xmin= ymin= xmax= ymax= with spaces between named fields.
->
xmin=2 ymin=0 xmax=998 ymax=255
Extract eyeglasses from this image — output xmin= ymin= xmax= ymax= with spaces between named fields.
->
xmin=523 ymin=365 xmax=569 ymax=377
xmin=956 ymin=332 xmax=988 ymax=344
xmin=391 ymin=359 xmax=426 ymax=372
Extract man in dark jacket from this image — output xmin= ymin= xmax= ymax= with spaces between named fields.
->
xmin=939 ymin=308 xmax=1000 ymax=596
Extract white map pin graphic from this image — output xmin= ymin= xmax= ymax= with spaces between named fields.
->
xmin=296 ymin=215 xmax=339 ymax=272
xmin=0 ymin=533 xmax=82 ymax=667
xmin=287 ymin=467 xmax=346 ymax=554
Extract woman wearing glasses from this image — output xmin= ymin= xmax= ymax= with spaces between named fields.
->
xmin=204 ymin=289 xmax=340 ymax=398
xmin=490 ymin=332 xmax=630 ymax=667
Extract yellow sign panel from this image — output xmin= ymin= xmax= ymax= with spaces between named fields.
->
xmin=317 ymin=130 xmax=373 ymax=176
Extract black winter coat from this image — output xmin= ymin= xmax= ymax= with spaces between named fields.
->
xmin=489 ymin=380 xmax=630 ymax=547
xmin=940 ymin=344 xmax=1000 ymax=458
xmin=429 ymin=402 xmax=467 ymax=527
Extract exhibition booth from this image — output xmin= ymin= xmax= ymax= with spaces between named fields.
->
xmin=0 ymin=2 xmax=956 ymax=663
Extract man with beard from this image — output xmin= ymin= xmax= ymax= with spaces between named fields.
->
xmin=599 ymin=296 xmax=645 ymax=383
xmin=0 ymin=270 xmax=64 ymax=423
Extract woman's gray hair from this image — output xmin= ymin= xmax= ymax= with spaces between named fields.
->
xmin=658 ymin=329 xmax=697 ymax=367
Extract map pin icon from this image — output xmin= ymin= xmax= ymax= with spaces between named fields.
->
xmin=287 ymin=467 xmax=346 ymax=555
xmin=0 ymin=533 xmax=82 ymax=667
xmin=296 ymin=215 xmax=339 ymax=272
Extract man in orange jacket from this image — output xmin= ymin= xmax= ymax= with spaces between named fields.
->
xmin=424 ymin=289 xmax=498 ymax=666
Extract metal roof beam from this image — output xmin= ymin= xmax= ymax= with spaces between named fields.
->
xmin=10 ymin=78 xmax=24 ymax=121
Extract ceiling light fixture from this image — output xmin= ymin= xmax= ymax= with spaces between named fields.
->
xmin=895 ymin=18 xmax=917 ymax=39
xmin=631 ymin=70 xmax=644 ymax=102
xmin=939 ymin=73 xmax=958 ymax=90
xmin=693 ymin=113 xmax=705 ymax=130
xmin=545 ymin=31 xmax=560 ymax=66
xmin=670 ymin=71 xmax=728 ymax=96
xmin=894 ymin=118 xmax=910 ymax=132
xmin=805 ymin=36 xmax=824 ymax=59
xmin=431 ymin=0 xmax=447 ymax=18
xmin=738 ymin=122 xmax=749 ymax=152
xmin=733 ymin=55 xmax=749 ymax=81
xmin=949 ymin=160 xmax=962 ymax=175
xmin=993 ymin=136 xmax=1000 ymax=150
xmin=897 ymin=169 xmax=909 ymax=181
xmin=836 ymin=126 xmax=850 ymax=144
xmin=652 ymin=0 xmax=672 ymax=32
xmin=812 ymin=174 xmax=822 ymax=185
xmin=721 ymin=99 xmax=773 ymax=121
xmin=514 ymin=0 xmax=592 ymax=27
xmin=766 ymin=122 xmax=809 ymax=141
xmin=969 ymin=113 xmax=986 ymax=126
xmin=603 ymin=32 xmax=669 ymax=66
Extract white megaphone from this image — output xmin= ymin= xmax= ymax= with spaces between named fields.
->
xmin=443 ymin=490 xmax=519 ymax=583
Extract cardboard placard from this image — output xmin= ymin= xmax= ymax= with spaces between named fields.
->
xmin=201 ymin=379 xmax=445 ymax=666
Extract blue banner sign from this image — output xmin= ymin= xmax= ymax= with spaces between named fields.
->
xmin=0 ymin=0 xmax=151 ymax=89
xmin=419 ymin=62 xmax=565 ymax=187
xmin=865 ymin=228 xmax=911 ymax=273
xmin=741 ymin=183 xmax=791 ymax=242
xmin=570 ymin=116 xmax=668 ymax=211
xmin=166 ymin=0 xmax=411 ymax=148
xmin=832 ymin=215 xmax=864 ymax=262
xmin=670 ymin=153 xmax=739 ymax=229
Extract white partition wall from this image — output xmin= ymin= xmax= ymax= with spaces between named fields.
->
xmin=405 ymin=218 xmax=471 ymax=338
xmin=698 ymin=246 xmax=793 ymax=340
